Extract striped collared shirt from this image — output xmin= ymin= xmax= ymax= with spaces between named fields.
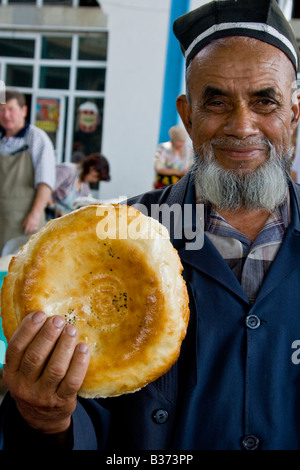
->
xmin=201 ymin=194 xmax=290 ymax=304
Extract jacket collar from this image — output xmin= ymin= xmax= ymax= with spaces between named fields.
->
xmin=288 ymin=178 xmax=300 ymax=232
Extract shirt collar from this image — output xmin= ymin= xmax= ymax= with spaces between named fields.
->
xmin=195 ymin=184 xmax=290 ymax=245
xmin=0 ymin=122 xmax=29 ymax=139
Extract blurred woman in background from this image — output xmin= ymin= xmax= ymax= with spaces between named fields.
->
xmin=50 ymin=152 xmax=110 ymax=217
xmin=153 ymin=125 xmax=193 ymax=189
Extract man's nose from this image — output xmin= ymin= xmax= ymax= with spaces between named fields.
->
xmin=223 ymin=104 xmax=260 ymax=139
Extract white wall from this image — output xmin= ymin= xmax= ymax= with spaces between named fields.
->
xmin=99 ymin=0 xmax=170 ymax=201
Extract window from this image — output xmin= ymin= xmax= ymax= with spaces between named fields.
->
xmin=40 ymin=66 xmax=70 ymax=89
xmin=41 ymin=37 xmax=72 ymax=60
xmin=79 ymin=0 xmax=100 ymax=6
xmin=8 ymin=0 xmax=36 ymax=3
xmin=4 ymin=0 xmax=100 ymax=5
xmin=78 ymin=34 xmax=108 ymax=61
xmin=0 ymin=38 xmax=34 ymax=58
xmin=0 ymin=31 xmax=107 ymax=162
xmin=6 ymin=64 xmax=33 ymax=87
xmin=76 ymin=67 xmax=105 ymax=91
xmin=43 ymin=0 xmax=72 ymax=4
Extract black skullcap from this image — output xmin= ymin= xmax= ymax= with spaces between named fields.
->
xmin=173 ymin=0 xmax=299 ymax=71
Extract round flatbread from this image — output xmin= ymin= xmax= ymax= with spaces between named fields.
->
xmin=1 ymin=204 xmax=189 ymax=398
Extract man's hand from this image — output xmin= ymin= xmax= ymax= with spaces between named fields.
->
xmin=23 ymin=182 xmax=52 ymax=234
xmin=23 ymin=209 xmax=43 ymax=234
xmin=3 ymin=311 xmax=90 ymax=434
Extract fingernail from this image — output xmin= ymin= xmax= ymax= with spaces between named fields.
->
xmin=52 ymin=316 xmax=65 ymax=329
xmin=32 ymin=311 xmax=46 ymax=323
xmin=77 ymin=342 xmax=88 ymax=353
xmin=65 ymin=325 xmax=77 ymax=337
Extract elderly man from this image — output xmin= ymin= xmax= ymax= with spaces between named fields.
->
xmin=1 ymin=0 xmax=300 ymax=451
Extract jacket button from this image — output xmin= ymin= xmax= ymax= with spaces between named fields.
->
xmin=245 ymin=314 xmax=260 ymax=329
xmin=153 ymin=409 xmax=168 ymax=424
xmin=242 ymin=435 xmax=260 ymax=450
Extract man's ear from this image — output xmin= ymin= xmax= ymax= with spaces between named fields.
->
xmin=176 ymin=94 xmax=192 ymax=137
xmin=22 ymin=105 xmax=28 ymax=119
xmin=290 ymin=87 xmax=300 ymax=133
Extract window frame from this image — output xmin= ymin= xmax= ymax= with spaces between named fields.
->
xmin=0 ymin=1 xmax=80 ymax=6
xmin=0 ymin=30 xmax=107 ymax=162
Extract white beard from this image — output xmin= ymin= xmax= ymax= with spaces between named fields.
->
xmin=193 ymin=139 xmax=292 ymax=211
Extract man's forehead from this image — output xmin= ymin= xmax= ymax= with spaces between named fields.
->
xmin=1 ymin=99 xmax=26 ymax=111
xmin=1 ymin=98 xmax=19 ymax=107
xmin=193 ymin=36 xmax=290 ymax=63
xmin=189 ymin=36 xmax=295 ymax=80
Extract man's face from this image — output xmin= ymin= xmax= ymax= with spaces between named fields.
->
xmin=177 ymin=37 xmax=300 ymax=174
xmin=0 ymin=98 xmax=27 ymax=136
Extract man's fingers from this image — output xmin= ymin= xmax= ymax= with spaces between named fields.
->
xmin=18 ymin=315 xmax=67 ymax=382
xmin=4 ymin=311 xmax=47 ymax=375
xmin=57 ymin=342 xmax=90 ymax=399
xmin=40 ymin=324 xmax=79 ymax=392
xmin=4 ymin=311 xmax=90 ymax=402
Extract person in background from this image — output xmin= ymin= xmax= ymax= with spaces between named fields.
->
xmin=51 ymin=152 xmax=110 ymax=217
xmin=0 ymin=89 xmax=55 ymax=253
xmin=153 ymin=125 xmax=193 ymax=189
xmin=73 ymin=101 xmax=102 ymax=157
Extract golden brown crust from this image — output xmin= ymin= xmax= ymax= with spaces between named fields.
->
xmin=0 ymin=204 xmax=189 ymax=398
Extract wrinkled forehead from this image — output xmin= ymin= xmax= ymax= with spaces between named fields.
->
xmin=188 ymin=36 xmax=296 ymax=82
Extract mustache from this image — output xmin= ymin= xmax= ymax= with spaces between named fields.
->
xmin=209 ymin=137 xmax=272 ymax=149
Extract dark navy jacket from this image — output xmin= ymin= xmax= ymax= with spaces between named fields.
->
xmin=2 ymin=172 xmax=300 ymax=450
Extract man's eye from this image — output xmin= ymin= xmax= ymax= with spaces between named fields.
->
xmin=203 ymin=99 xmax=231 ymax=113
xmin=254 ymin=99 xmax=278 ymax=112
xmin=259 ymin=99 xmax=275 ymax=105
xmin=207 ymin=100 xmax=224 ymax=106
